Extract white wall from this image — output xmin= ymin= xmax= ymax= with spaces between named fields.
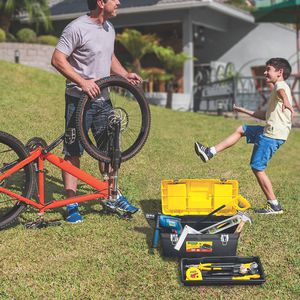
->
xmin=0 ymin=43 xmax=56 ymax=72
xmin=218 ymin=23 xmax=297 ymax=76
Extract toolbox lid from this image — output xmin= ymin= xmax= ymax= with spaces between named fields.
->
xmin=161 ymin=178 xmax=250 ymax=216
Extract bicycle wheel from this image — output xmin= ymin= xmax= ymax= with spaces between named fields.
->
xmin=0 ymin=131 xmax=35 ymax=229
xmin=76 ymin=76 xmax=151 ymax=162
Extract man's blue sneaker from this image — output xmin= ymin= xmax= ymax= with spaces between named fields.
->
xmin=255 ymin=202 xmax=283 ymax=214
xmin=194 ymin=142 xmax=213 ymax=162
xmin=115 ymin=194 xmax=139 ymax=214
xmin=105 ymin=194 xmax=139 ymax=214
xmin=66 ymin=203 xmax=83 ymax=223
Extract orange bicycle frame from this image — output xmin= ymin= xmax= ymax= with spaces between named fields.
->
xmin=0 ymin=146 xmax=109 ymax=214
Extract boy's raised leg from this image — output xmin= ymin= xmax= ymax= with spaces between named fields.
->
xmin=195 ymin=125 xmax=244 ymax=162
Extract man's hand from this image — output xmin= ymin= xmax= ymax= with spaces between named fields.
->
xmin=125 ymin=72 xmax=143 ymax=85
xmin=80 ymin=79 xmax=101 ymax=98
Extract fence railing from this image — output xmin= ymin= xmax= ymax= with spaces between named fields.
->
xmin=193 ymin=75 xmax=300 ymax=113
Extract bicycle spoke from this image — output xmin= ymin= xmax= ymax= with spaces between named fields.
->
xmin=76 ymin=76 xmax=150 ymax=162
xmin=0 ymin=142 xmax=28 ymax=219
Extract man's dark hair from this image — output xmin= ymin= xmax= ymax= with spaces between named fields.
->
xmin=87 ymin=0 xmax=108 ymax=10
xmin=87 ymin=0 xmax=97 ymax=10
xmin=266 ymin=58 xmax=292 ymax=80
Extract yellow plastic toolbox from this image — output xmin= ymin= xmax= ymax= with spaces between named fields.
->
xmin=161 ymin=178 xmax=250 ymax=216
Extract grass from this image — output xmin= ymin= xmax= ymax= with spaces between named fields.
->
xmin=0 ymin=60 xmax=299 ymax=299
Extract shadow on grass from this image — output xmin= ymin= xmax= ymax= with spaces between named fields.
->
xmin=135 ymin=198 xmax=180 ymax=263
xmin=6 ymin=171 xmax=108 ymax=229
xmin=133 ymin=199 xmax=160 ymax=251
xmin=137 ymin=199 xmax=183 ymax=265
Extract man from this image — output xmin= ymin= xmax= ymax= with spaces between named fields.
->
xmin=52 ymin=0 xmax=141 ymax=223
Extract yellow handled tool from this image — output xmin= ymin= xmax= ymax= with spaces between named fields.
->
xmin=186 ymin=262 xmax=254 ymax=270
xmin=232 ymin=274 xmax=261 ymax=280
xmin=186 ymin=269 xmax=261 ymax=281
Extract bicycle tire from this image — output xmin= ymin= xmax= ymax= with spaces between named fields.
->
xmin=76 ymin=76 xmax=151 ymax=162
xmin=0 ymin=131 xmax=35 ymax=229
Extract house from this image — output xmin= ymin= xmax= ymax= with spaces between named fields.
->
xmin=48 ymin=0 xmax=297 ymax=110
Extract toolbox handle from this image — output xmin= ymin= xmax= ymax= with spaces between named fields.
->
xmin=233 ymin=195 xmax=251 ymax=211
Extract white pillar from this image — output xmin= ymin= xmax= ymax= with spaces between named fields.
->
xmin=183 ymin=11 xmax=194 ymax=110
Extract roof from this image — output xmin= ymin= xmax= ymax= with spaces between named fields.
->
xmin=49 ymin=0 xmax=204 ymax=15
xmin=49 ymin=0 xmax=253 ymax=23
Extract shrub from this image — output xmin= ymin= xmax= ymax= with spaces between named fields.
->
xmin=6 ymin=33 xmax=16 ymax=43
xmin=37 ymin=35 xmax=58 ymax=46
xmin=16 ymin=28 xmax=37 ymax=43
xmin=0 ymin=29 xmax=6 ymax=42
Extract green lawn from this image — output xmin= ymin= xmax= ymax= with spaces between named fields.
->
xmin=0 ymin=60 xmax=299 ymax=299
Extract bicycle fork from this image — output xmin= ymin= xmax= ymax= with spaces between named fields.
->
xmin=105 ymin=118 xmax=121 ymax=200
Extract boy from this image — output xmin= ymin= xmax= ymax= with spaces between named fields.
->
xmin=195 ymin=58 xmax=294 ymax=214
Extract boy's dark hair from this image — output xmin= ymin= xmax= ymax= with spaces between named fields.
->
xmin=87 ymin=0 xmax=108 ymax=10
xmin=266 ymin=57 xmax=292 ymax=80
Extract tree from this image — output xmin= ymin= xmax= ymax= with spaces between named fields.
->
xmin=0 ymin=0 xmax=51 ymax=34
xmin=153 ymin=45 xmax=193 ymax=108
xmin=116 ymin=29 xmax=158 ymax=73
xmin=225 ymin=0 xmax=255 ymax=11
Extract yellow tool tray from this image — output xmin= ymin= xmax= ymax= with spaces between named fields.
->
xmin=161 ymin=178 xmax=250 ymax=216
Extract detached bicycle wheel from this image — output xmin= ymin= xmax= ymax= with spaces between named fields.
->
xmin=76 ymin=76 xmax=151 ymax=162
xmin=0 ymin=131 xmax=35 ymax=229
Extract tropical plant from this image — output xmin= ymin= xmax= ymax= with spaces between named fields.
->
xmin=140 ymin=67 xmax=173 ymax=93
xmin=116 ymin=29 xmax=158 ymax=73
xmin=6 ymin=32 xmax=16 ymax=42
xmin=37 ymin=34 xmax=58 ymax=46
xmin=0 ymin=0 xmax=51 ymax=34
xmin=153 ymin=45 xmax=191 ymax=77
xmin=153 ymin=45 xmax=193 ymax=108
xmin=225 ymin=0 xmax=255 ymax=11
xmin=16 ymin=28 xmax=36 ymax=43
xmin=0 ymin=28 xmax=5 ymax=42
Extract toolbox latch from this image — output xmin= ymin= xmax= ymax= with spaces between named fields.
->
xmin=170 ymin=233 xmax=179 ymax=245
xmin=220 ymin=234 xmax=229 ymax=246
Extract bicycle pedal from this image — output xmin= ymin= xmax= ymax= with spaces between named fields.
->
xmin=100 ymin=202 xmax=117 ymax=214
xmin=118 ymin=212 xmax=133 ymax=220
xmin=100 ymin=207 xmax=114 ymax=215
xmin=25 ymin=219 xmax=61 ymax=229
xmin=25 ymin=219 xmax=47 ymax=229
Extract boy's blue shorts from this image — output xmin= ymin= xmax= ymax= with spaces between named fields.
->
xmin=242 ymin=125 xmax=285 ymax=171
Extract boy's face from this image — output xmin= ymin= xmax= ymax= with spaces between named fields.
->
xmin=264 ymin=65 xmax=283 ymax=84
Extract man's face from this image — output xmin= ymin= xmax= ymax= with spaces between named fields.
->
xmin=264 ymin=65 xmax=283 ymax=84
xmin=103 ymin=0 xmax=120 ymax=18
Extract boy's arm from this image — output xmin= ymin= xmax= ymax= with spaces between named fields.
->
xmin=233 ymin=104 xmax=266 ymax=120
xmin=277 ymin=89 xmax=294 ymax=117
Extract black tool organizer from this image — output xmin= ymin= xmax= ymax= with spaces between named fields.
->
xmin=160 ymin=215 xmax=239 ymax=258
xmin=180 ymin=256 xmax=266 ymax=286
xmin=156 ymin=215 xmax=266 ymax=286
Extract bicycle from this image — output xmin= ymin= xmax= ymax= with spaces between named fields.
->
xmin=0 ymin=76 xmax=151 ymax=229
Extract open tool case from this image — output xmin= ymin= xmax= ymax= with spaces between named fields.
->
xmin=155 ymin=179 xmax=265 ymax=286
xmin=160 ymin=179 xmax=250 ymax=258
xmin=180 ymin=256 xmax=266 ymax=286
